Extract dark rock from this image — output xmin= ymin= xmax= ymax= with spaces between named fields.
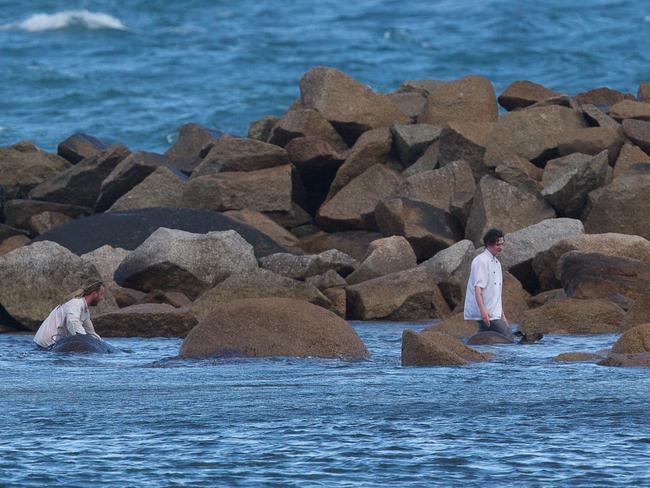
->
xmin=95 ymin=150 xmax=173 ymax=211
xmin=421 ymin=240 xmax=474 ymax=309
xmin=574 ymin=87 xmax=635 ymax=107
xmin=298 ymin=230 xmax=382 ymax=262
xmin=581 ymin=104 xmax=620 ymax=128
xmin=557 ymin=127 xmax=624 ymax=165
xmin=498 ymin=80 xmax=562 ymax=111
xmin=49 ymin=334 xmax=117 ymax=353
xmin=108 ymin=166 xmax=186 ymax=212
xmin=268 ymin=109 xmax=348 ymax=152
xmin=29 ymin=144 xmax=130 ymax=207
xmin=35 ymin=207 xmax=290 ymax=258
xmin=224 ymin=209 xmax=301 ymax=253
xmin=164 ymin=123 xmax=221 ymax=173
xmin=179 ymin=297 xmax=369 ymax=360
xmin=622 ymin=119 xmax=650 ymax=152
xmin=0 ymin=235 xmax=30 ymax=256
xmin=27 ymin=211 xmax=73 ymax=236
xmin=403 ymin=140 xmax=439 ymax=177
xmin=0 ymin=223 xmax=29 ymax=242
xmin=248 ymin=115 xmax=280 ymax=142
xmin=387 ymin=91 xmax=427 ymax=121
xmin=57 ymin=133 xmax=107 ymax=164
xmin=135 ymin=290 xmax=193 ymax=309
xmin=391 ymin=124 xmax=442 ymax=165
xmin=438 ymin=122 xmax=494 ymax=178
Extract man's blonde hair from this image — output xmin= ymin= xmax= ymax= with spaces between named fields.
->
xmin=60 ymin=280 xmax=104 ymax=304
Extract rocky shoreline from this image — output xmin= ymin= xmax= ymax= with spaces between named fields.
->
xmin=1 ymin=67 xmax=649 ymax=366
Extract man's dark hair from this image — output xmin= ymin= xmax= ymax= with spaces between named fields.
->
xmin=483 ymin=228 xmax=504 ymax=247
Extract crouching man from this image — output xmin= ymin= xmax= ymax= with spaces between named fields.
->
xmin=33 ymin=281 xmax=106 ymax=350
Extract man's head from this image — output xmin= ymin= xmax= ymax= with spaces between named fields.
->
xmin=483 ymin=228 xmax=505 ymax=256
xmin=83 ymin=281 xmax=105 ymax=307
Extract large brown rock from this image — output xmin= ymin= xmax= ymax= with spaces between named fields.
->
xmin=557 ymin=127 xmax=624 ymax=164
xmin=613 ymin=143 xmax=650 ymax=178
xmin=57 ymin=133 xmax=106 ymax=164
xmin=403 ymin=140 xmax=439 ymax=177
xmin=395 ymin=159 xmax=475 ymax=213
xmin=438 ymin=122 xmax=494 ymax=178
xmin=317 ymin=164 xmax=403 ymax=231
xmin=3 ymin=199 xmax=90 ymax=231
xmin=182 ymin=165 xmax=293 ymax=213
xmin=533 ymin=233 xmax=650 ymax=291
xmin=27 ymin=211 xmax=73 ymax=236
xmin=0 ymin=141 xmax=71 ymax=197
xmin=611 ymin=324 xmax=650 ymax=354
xmin=502 ymin=271 xmax=531 ymax=323
xmin=418 ymin=75 xmax=497 ymax=125
xmin=598 ymin=352 xmax=650 ymax=367
xmin=179 ymin=297 xmax=369 ymax=359
xmin=224 ymin=209 xmax=301 ymax=252
xmin=29 ymin=145 xmax=130 ymax=208
xmin=608 ymin=100 xmax=650 ymax=121
xmin=164 ymin=123 xmax=220 ymax=173
xmin=574 ymin=87 xmax=634 ymax=107
xmin=268 ymin=109 xmax=348 ymax=152
xmin=621 ymin=119 xmax=650 ymax=153
xmin=498 ymin=80 xmax=562 ymax=111
xmin=191 ymin=135 xmax=290 ymax=177
xmin=541 ymin=151 xmax=611 ymax=217
xmin=401 ymin=329 xmax=489 ymax=366
xmin=94 ymin=304 xmax=197 ymax=337
xmin=298 ymin=230 xmax=382 ymax=262
xmin=465 ymin=176 xmax=555 ymax=246
xmin=0 ymin=241 xmax=103 ymax=329
xmin=192 ymin=268 xmax=331 ymax=321
xmin=488 ymin=105 xmax=585 ymax=162
xmin=426 ymin=312 xmax=477 ymax=339
xmin=387 ymin=91 xmax=427 ymax=121
xmin=346 ymin=265 xmax=450 ymax=320
xmin=581 ymin=104 xmax=620 ymax=128
xmin=108 ymin=166 xmax=185 ymax=212
xmin=80 ymin=245 xmax=130 ymax=283
xmin=327 ymin=128 xmax=393 ymax=200
xmin=346 ymin=236 xmax=417 ymax=285
xmin=559 ymin=252 xmax=650 ymax=303
xmin=583 ymin=170 xmax=650 ymax=239
xmin=114 ymin=228 xmax=258 ymax=299
xmin=374 ymin=197 xmax=461 ymax=261
xmin=0 ymin=224 xmax=28 ymax=242
xmin=300 ymin=67 xmax=408 ymax=142
xmin=391 ymin=124 xmax=441 ymax=165
xmin=483 ymin=145 xmax=543 ymax=180
xmin=520 ymin=297 xmax=625 ymax=335
xmin=622 ymin=295 xmax=650 ymax=331
xmin=0 ymin=235 xmax=30 ymax=257
xmin=95 ymin=150 xmax=172 ymax=211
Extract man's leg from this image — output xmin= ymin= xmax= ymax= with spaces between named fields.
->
xmin=487 ymin=319 xmax=514 ymax=340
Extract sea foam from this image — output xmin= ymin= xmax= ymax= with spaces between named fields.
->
xmin=2 ymin=10 xmax=127 ymax=32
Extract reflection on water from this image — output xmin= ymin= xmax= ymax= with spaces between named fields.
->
xmin=0 ymin=323 xmax=648 ymax=486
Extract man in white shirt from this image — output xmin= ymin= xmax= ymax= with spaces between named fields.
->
xmin=463 ymin=229 xmax=513 ymax=340
xmin=33 ymin=281 xmax=106 ymax=349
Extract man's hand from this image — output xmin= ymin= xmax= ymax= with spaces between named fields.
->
xmin=481 ymin=311 xmax=491 ymax=326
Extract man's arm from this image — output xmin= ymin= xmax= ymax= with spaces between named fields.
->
xmin=502 ymin=311 xmax=509 ymax=327
xmin=82 ymin=318 xmax=101 ymax=340
xmin=63 ymin=300 xmax=87 ymax=335
xmin=474 ymin=285 xmax=491 ymax=326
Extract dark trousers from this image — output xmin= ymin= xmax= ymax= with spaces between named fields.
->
xmin=477 ymin=319 xmax=514 ymax=340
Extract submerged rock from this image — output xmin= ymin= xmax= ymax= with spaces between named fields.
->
xmin=401 ymin=329 xmax=490 ymax=366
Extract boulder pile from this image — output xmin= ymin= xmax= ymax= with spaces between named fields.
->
xmin=1 ymin=68 xmax=649 ymax=366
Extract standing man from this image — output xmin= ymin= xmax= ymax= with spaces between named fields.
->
xmin=463 ymin=229 xmax=513 ymax=340
xmin=33 ymin=281 xmax=106 ymax=349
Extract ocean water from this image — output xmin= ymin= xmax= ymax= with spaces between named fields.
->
xmin=1 ymin=323 xmax=649 ymax=487
xmin=1 ymin=0 xmax=649 ymax=154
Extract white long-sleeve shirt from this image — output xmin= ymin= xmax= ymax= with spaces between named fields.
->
xmin=33 ymin=298 xmax=101 ymax=348
xmin=463 ymin=249 xmax=503 ymax=321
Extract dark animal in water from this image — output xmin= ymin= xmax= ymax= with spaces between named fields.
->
xmin=467 ymin=330 xmax=543 ymax=345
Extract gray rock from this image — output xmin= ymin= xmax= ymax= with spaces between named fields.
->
xmin=305 ymin=269 xmax=347 ymax=289
xmin=387 ymin=91 xmax=427 ymax=121
xmin=346 ymin=236 xmax=417 ymax=285
xmin=403 ymin=140 xmax=439 ymax=177
xmin=609 ymin=100 xmax=650 ymax=121
xmin=81 ymin=245 xmax=130 ymax=282
xmin=622 ymin=119 xmax=650 ymax=152
xmin=557 ymin=127 xmax=624 ymax=165
xmin=438 ymin=122 xmax=494 ymax=178
xmin=581 ymin=104 xmax=620 ymax=128
xmin=0 ymin=241 xmax=104 ymax=329
xmin=260 ymin=249 xmax=358 ymax=280
xmin=95 ymin=150 xmax=173 ymax=211
xmin=574 ymin=87 xmax=634 ymax=107
xmin=421 ymin=239 xmax=475 ymax=308
xmin=114 ymin=228 xmax=258 ymax=299
xmin=94 ymin=304 xmax=197 ymax=338
xmin=248 ymin=115 xmax=280 ymax=142
xmin=27 ymin=211 xmax=73 ymax=236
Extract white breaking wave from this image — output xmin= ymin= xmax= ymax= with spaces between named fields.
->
xmin=1 ymin=10 xmax=127 ymax=32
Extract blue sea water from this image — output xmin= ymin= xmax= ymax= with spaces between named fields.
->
xmin=1 ymin=323 xmax=649 ymax=487
xmin=1 ymin=0 xmax=649 ymax=154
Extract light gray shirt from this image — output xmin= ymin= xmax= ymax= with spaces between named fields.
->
xmin=463 ymin=249 xmax=503 ymax=321
xmin=33 ymin=298 xmax=101 ymax=348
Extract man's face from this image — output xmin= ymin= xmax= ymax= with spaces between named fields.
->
xmin=89 ymin=287 xmax=105 ymax=306
xmin=488 ymin=237 xmax=505 ymax=256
